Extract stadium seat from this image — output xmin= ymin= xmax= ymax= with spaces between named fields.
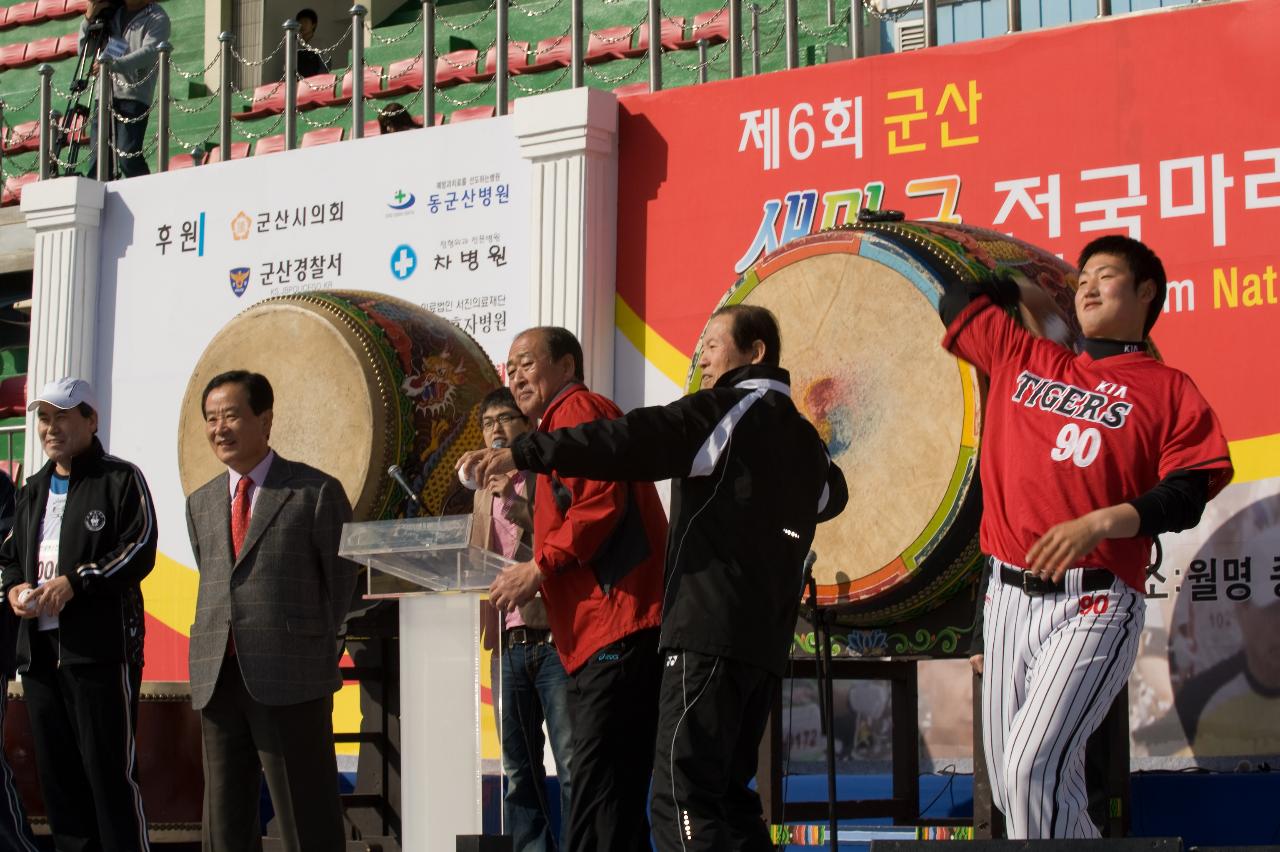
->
xmin=3 ymin=121 xmax=39 ymax=154
xmin=63 ymin=0 xmax=87 ymax=14
xmin=323 ymin=65 xmax=382 ymax=105
xmin=376 ymin=57 xmax=425 ymax=98
xmin=0 ymin=8 xmax=7 ymax=26
xmin=296 ymin=73 xmax=336 ymax=110
xmin=478 ymin=41 xmax=529 ymax=78
xmin=523 ymin=35 xmax=571 ymax=74
xmin=632 ymin=17 xmax=685 ymax=56
xmin=586 ymin=26 xmax=633 ymax=64
xmin=166 ymin=152 xmax=202 ymax=170
xmin=0 ymin=42 xmax=28 ymax=71
xmin=449 ymin=105 xmax=494 ymax=123
xmin=232 ymin=82 xmax=287 ymax=120
xmin=613 ymin=82 xmax=651 ymax=98
xmin=0 ymin=173 xmax=38 ymax=207
xmin=25 ymin=35 xmax=60 ymax=64
xmin=2 ymin=2 xmax=39 ymax=28
xmin=34 ymin=0 xmax=67 ymax=20
xmin=0 ymin=375 xmax=25 ymax=417
xmin=55 ymin=32 xmax=78 ymax=58
xmin=435 ymin=49 xmax=479 ymax=86
xmin=301 ymin=127 xmax=342 ymax=147
xmin=206 ymin=141 xmax=250 ymax=163
xmin=678 ymin=10 xmax=730 ymax=48
xmin=253 ymin=134 xmax=286 ymax=156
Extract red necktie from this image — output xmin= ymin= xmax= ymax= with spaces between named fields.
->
xmin=231 ymin=475 xmax=253 ymax=557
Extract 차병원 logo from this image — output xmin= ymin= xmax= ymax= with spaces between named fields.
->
xmin=229 ymin=267 xmax=251 ymax=297
xmin=388 ymin=189 xmax=416 ymax=211
xmin=390 ymin=245 xmax=417 ymax=281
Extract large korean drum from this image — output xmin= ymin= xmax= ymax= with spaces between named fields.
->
xmin=178 ymin=290 xmax=500 ymax=519
xmin=688 ymin=221 xmax=1080 ymax=626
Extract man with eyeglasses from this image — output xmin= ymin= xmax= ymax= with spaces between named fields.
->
xmin=481 ymin=327 xmax=667 ymax=852
xmin=469 ymin=387 xmax=572 ymax=852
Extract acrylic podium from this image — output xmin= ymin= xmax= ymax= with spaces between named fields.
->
xmin=339 ymin=514 xmax=512 ymax=851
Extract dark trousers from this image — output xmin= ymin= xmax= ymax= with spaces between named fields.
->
xmin=87 ymin=98 xmax=151 ymax=180
xmin=0 ymin=675 xmax=39 ymax=851
xmin=23 ymin=630 xmax=149 ymax=852
xmin=199 ymin=657 xmax=344 ymax=852
xmin=564 ymin=628 xmax=661 ymax=852
xmin=650 ymin=650 xmax=775 ymax=852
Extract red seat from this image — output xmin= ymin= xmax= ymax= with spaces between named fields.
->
xmin=207 ymin=141 xmax=250 ymax=163
xmin=56 ymin=110 xmax=88 ymax=144
xmin=232 ymin=82 xmax=287 ymax=120
xmin=478 ymin=41 xmax=529 ymax=78
xmin=296 ymin=73 xmax=336 ymax=110
xmin=55 ymin=33 xmax=78 ymax=58
xmin=25 ymin=35 xmax=60 ymax=64
xmin=0 ymin=375 xmax=24 ymax=417
xmin=523 ymin=35 xmax=571 ymax=74
xmin=34 ymin=0 xmax=67 ymax=20
xmin=376 ymin=56 xmax=424 ymax=98
xmin=3 ymin=121 xmax=39 ymax=154
xmin=0 ymin=43 xmax=28 ymax=71
xmin=0 ymin=8 xmax=7 ymax=26
xmin=63 ymin=0 xmax=87 ymax=14
xmin=435 ymin=49 xmax=479 ymax=86
xmin=449 ymin=105 xmax=494 ymax=123
xmin=166 ymin=153 xmax=202 ymax=170
xmin=585 ymin=26 xmax=632 ymax=64
xmin=613 ymin=82 xmax=651 ymax=98
xmin=632 ymin=16 xmax=684 ymax=56
xmin=678 ymin=10 xmax=730 ymax=48
xmin=2 ymin=2 xmax=39 ymax=27
xmin=254 ymin=134 xmax=286 ymax=156
xmin=1 ymin=173 xmax=38 ymax=207
xmin=323 ymin=65 xmax=382 ymax=105
xmin=301 ymin=127 xmax=342 ymax=147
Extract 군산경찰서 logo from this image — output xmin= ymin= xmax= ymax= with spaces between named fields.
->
xmin=390 ymin=245 xmax=417 ymax=280
xmin=229 ymin=267 xmax=251 ymax=297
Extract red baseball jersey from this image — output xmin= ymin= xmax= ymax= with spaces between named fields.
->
xmin=943 ymin=297 xmax=1233 ymax=591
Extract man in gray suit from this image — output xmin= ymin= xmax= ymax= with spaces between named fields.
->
xmin=186 ymin=370 xmax=358 ymax=852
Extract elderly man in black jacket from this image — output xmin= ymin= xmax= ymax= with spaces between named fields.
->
xmin=1 ymin=377 xmax=157 ymax=852
xmin=460 ymin=304 xmax=848 ymax=851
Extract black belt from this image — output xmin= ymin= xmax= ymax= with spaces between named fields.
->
xmin=999 ymin=563 xmax=1114 ymax=596
xmin=505 ymin=627 xmax=552 ymax=649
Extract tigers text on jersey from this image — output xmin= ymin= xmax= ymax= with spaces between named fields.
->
xmin=943 ymin=297 xmax=1232 ymax=591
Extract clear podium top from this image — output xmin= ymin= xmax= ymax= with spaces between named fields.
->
xmin=340 ymin=515 xmax=522 ymax=596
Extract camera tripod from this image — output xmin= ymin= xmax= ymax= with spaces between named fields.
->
xmin=51 ymin=12 xmax=115 ymax=177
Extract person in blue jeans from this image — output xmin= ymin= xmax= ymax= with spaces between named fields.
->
xmin=470 ymin=387 xmax=573 ymax=851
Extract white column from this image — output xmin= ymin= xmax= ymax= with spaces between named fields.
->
xmin=514 ymin=86 xmax=619 ymax=398
xmin=21 ymin=177 xmax=106 ymax=475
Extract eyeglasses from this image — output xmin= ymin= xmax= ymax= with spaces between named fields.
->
xmin=481 ymin=412 xmax=523 ymax=431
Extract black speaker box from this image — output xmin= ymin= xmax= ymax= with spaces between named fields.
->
xmin=872 ymin=840 xmax=1183 ymax=852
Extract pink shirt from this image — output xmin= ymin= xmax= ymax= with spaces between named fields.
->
xmin=491 ymin=472 xmax=529 ymax=629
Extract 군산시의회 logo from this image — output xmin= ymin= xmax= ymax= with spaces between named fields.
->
xmin=230 ymin=211 xmax=252 ymax=241
xmin=388 ymin=189 xmax=416 ymax=211
xmin=390 ymin=245 xmax=417 ymax=280
xmin=229 ymin=267 xmax=251 ymax=297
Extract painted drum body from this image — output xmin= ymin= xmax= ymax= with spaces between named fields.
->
xmin=178 ymin=290 xmax=501 ymax=520
xmin=688 ymin=221 xmax=1080 ymax=625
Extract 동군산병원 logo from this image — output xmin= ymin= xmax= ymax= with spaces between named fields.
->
xmin=229 ymin=267 xmax=251 ymax=297
xmin=388 ymin=189 xmax=416 ymax=211
xmin=390 ymin=245 xmax=417 ymax=280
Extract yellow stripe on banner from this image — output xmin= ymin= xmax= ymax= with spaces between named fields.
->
xmin=141 ymin=552 xmax=199 ymax=637
xmin=1227 ymin=433 xmax=1280 ymax=485
xmin=615 ymin=296 xmax=691 ymax=389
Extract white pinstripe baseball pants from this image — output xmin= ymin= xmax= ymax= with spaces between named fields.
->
xmin=981 ymin=558 xmax=1144 ymax=839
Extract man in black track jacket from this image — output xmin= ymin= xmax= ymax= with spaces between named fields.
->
xmin=1 ymin=377 xmax=157 ymax=852
xmin=460 ymin=305 xmax=848 ymax=851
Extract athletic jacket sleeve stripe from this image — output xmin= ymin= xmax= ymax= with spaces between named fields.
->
xmin=73 ymin=460 xmax=158 ymax=592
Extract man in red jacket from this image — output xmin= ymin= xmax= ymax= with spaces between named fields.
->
xmin=487 ymin=326 xmax=667 ymax=852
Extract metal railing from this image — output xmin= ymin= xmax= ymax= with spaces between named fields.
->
xmin=4 ymin=0 xmax=1131 ymax=183
xmin=0 ymin=425 xmax=23 ymax=486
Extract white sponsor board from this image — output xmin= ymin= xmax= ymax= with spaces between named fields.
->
xmin=93 ymin=119 xmax=530 ymax=591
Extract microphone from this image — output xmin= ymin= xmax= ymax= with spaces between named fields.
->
xmin=387 ymin=464 xmax=423 ymax=508
xmin=491 ymin=437 xmax=507 ymax=449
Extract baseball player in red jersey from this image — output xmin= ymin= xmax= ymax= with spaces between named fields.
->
xmin=940 ymin=234 xmax=1233 ymax=838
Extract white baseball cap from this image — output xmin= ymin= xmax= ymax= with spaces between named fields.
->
xmin=27 ymin=377 xmax=98 ymax=412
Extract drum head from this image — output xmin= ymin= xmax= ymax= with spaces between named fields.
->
xmin=178 ymin=299 xmax=379 ymax=509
